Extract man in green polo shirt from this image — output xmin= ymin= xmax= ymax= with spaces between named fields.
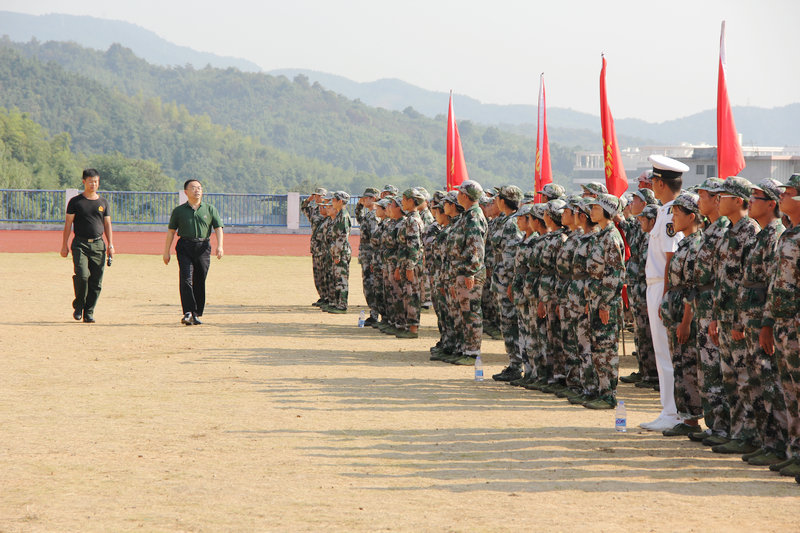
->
xmin=163 ymin=179 xmax=224 ymax=325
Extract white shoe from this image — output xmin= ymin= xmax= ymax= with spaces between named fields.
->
xmin=642 ymin=417 xmax=681 ymax=432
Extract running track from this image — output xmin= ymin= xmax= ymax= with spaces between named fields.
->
xmin=0 ymin=230 xmax=361 ymax=256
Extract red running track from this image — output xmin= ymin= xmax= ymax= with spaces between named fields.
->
xmin=0 ymin=230 xmax=361 ymax=256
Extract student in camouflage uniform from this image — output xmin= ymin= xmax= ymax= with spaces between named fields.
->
xmin=370 ymin=200 xmax=389 ymax=328
xmin=619 ymin=188 xmax=659 ymax=387
xmin=737 ymin=179 xmax=787 ymax=465
xmin=448 ymin=181 xmax=489 ymax=364
xmin=565 ymin=198 xmax=601 ymax=404
xmin=395 ymin=189 xmax=426 ymax=338
xmin=424 ymin=193 xmax=445 ymax=353
xmin=414 ymin=187 xmax=435 ymax=307
xmin=491 ymin=185 xmax=525 ymax=381
xmin=301 ymin=187 xmax=329 ymax=307
xmin=480 ymin=197 xmax=502 ymax=339
xmin=316 ymin=199 xmax=335 ymax=310
xmin=584 ymin=194 xmax=626 ymax=409
xmin=356 ymin=188 xmax=381 ymax=324
xmin=760 ymin=173 xmax=800 ymax=477
xmin=325 ymin=191 xmax=352 ymax=313
xmin=538 ymin=200 xmax=569 ymax=393
xmin=554 ymin=196 xmax=585 ymax=398
xmin=686 ymin=178 xmax=731 ymax=444
xmin=660 ymin=193 xmax=704 ymax=435
xmin=380 ymin=197 xmax=404 ymax=333
xmin=438 ymin=192 xmax=467 ymax=362
xmin=708 ymin=177 xmax=762 ymax=454
xmin=509 ymin=204 xmax=537 ymax=385
xmin=523 ymin=205 xmax=551 ymax=389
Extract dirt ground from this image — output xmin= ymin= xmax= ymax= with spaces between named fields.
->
xmin=1 ymin=252 xmax=797 ymax=532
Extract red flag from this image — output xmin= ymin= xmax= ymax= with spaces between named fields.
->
xmin=535 ymin=73 xmax=552 ymax=201
xmin=599 ymin=55 xmax=629 ymax=197
xmin=717 ymin=21 xmax=745 ymax=179
xmin=446 ymin=91 xmax=469 ymax=191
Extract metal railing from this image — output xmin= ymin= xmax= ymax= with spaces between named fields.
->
xmin=0 ymin=189 xmax=361 ymax=228
xmin=299 ymin=195 xmax=362 ymax=228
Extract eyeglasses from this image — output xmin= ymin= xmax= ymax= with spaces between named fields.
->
xmin=750 ymin=196 xmax=772 ymax=202
xmin=717 ymin=194 xmax=740 ymax=200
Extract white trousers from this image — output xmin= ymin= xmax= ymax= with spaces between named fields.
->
xmin=646 ymin=280 xmax=678 ymax=420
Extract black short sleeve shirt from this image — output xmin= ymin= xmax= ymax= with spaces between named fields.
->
xmin=66 ymin=194 xmax=110 ymax=239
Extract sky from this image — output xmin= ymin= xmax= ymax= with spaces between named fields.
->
xmin=3 ymin=0 xmax=799 ymax=122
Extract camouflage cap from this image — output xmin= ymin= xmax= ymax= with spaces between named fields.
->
xmin=637 ymin=204 xmax=659 ymax=219
xmin=547 ymin=199 xmax=568 ymax=224
xmin=673 ymin=192 xmax=701 ymax=215
xmin=333 ymin=190 xmax=351 ymax=202
xmin=619 ymin=194 xmax=630 ymax=210
xmin=581 ymin=182 xmax=608 ymax=196
xmin=537 ymin=183 xmax=566 ymax=200
xmin=751 ymin=178 xmax=783 ymax=203
xmin=587 ymin=193 xmax=622 ymax=218
xmin=432 ymin=190 xmax=446 ymax=203
xmin=721 ymin=176 xmax=753 ymax=200
xmin=696 ymin=177 xmax=725 ymax=194
xmin=375 ymin=198 xmax=391 ymax=209
xmin=486 ymin=187 xmax=500 ymax=197
xmin=443 ymin=190 xmax=460 ymax=204
xmin=362 ymin=187 xmax=380 ymax=198
xmin=565 ymin=194 xmax=583 ymax=212
xmin=633 ymin=188 xmax=658 ymax=205
xmin=512 ymin=203 xmax=533 ymax=218
xmin=414 ymin=186 xmax=431 ymax=202
xmin=779 ymin=173 xmax=800 ymax=191
xmin=523 ymin=191 xmax=537 ymax=203
xmin=382 ymin=184 xmax=399 ymax=195
xmin=457 ymin=180 xmax=484 ymax=201
xmin=402 ymin=188 xmax=426 ymax=205
xmin=479 ymin=195 xmax=494 ymax=206
xmin=497 ymin=185 xmax=523 ymax=203
xmin=313 ymin=187 xmax=328 ymax=196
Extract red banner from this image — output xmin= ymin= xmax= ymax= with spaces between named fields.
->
xmin=599 ymin=56 xmax=629 ymax=197
xmin=535 ymin=73 xmax=552 ymax=201
xmin=717 ymin=21 xmax=745 ymax=180
xmin=446 ymin=92 xmax=469 ymax=191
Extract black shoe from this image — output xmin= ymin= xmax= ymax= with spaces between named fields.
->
xmin=192 ymin=314 xmax=203 ymax=325
xmin=73 ymin=309 xmax=82 ymax=321
xmin=619 ymin=372 xmax=641 ymax=384
xmin=364 ymin=316 xmax=377 ymax=327
xmin=312 ymin=299 xmax=324 ymax=307
xmin=492 ymin=366 xmax=522 ymax=382
xmin=82 ymin=315 xmax=95 ymax=323
xmin=181 ymin=312 xmax=193 ymax=325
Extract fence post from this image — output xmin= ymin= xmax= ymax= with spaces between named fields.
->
xmin=286 ymin=192 xmax=300 ymax=230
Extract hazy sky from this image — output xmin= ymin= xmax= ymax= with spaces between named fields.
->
xmin=4 ymin=0 xmax=799 ymax=122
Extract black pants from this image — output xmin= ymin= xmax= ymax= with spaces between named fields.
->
xmin=176 ymin=238 xmax=211 ymax=316
xmin=71 ymin=238 xmax=106 ymax=316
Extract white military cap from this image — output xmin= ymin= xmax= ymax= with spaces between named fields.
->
xmin=648 ymin=155 xmax=689 ymax=180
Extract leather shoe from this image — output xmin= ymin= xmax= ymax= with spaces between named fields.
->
xmin=181 ymin=312 xmax=193 ymax=325
xmin=82 ymin=315 xmax=95 ymax=323
xmin=192 ymin=314 xmax=203 ymax=325
xmin=73 ymin=309 xmax=82 ymax=321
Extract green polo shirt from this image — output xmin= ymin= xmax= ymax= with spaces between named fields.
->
xmin=168 ymin=201 xmax=223 ymax=239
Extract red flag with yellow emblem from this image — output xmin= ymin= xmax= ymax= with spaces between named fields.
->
xmin=446 ymin=91 xmax=469 ymax=191
xmin=599 ymin=55 xmax=629 ymax=197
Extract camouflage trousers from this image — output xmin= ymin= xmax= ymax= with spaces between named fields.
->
xmin=529 ymin=301 xmax=548 ymax=381
xmin=494 ymin=284 xmax=521 ymax=365
xmin=560 ymin=302 xmax=581 ymax=392
xmin=545 ymin=300 xmax=565 ymax=381
xmin=398 ymin=265 xmax=422 ymax=329
xmin=774 ymin=317 xmax=800 ymax=458
xmin=589 ymin=302 xmax=620 ymax=402
xmin=630 ymin=281 xmax=658 ymax=382
xmin=482 ymin=274 xmax=499 ymax=331
xmin=745 ymin=327 xmax=788 ymax=454
xmin=381 ymin=264 xmax=397 ymax=326
xmin=719 ymin=321 xmax=758 ymax=443
xmin=312 ymin=251 xmax=326 ymax=301
xmin=695 ymin=315 xmax=730 ymax=437
xmin=321 ymin=254 xmax=334 ymax=304
xmin=569 ymin=283 xmax=596 ymax=395
xmin=429 ymin=274 xmax=444 ymax=337
xmin=421 ymin=267 xmax=432 ymax=305
xmin=372 ymin=262 xmax=386 ymax=318
xmin=454 ymin=274 xmax=484 ymax=357
xmin=443 ymin=280 xmax=464 ymax=354
xmin=331 ymin=255 xmax=350 ymax=309
xmin=667 ymin=322 xmax=703 ymax=419
xmin=388 ymin=266 xmax=404 ymax=328
xmin=360 ymin=258 xmax=379 ymax=319
xmin=433 ymin=278 xmax=455 ymax=350
xmin=515 ymin=300 xmax=533 ymax=371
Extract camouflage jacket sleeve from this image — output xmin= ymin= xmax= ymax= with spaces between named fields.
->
xmin=740 ymin=220 xmax=784 ymax=328
xmin=354 ymin=203 xmax=366 ymax=225
xmin=454 ymin=206 xmax=487 ymax=277
xmin=587 ymin=224 xmax=625 ymax=310
xmin=398 ymin=212 xmax=424 ymax=271
xmin=495 ymin=217 xmax=523 ymax=287
xmin=330 ymin=211 xmax=352 ymax=263
xmin=763 ymin=226 xmax=800 ymax=327
xmin=538 ymin=230 xmax=568 ymax=303
xmin=712 ymin=218 xmax=760 ymax=324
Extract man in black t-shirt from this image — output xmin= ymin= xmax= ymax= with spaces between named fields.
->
xmin=60 ymin=169 xmax=115 ymax=323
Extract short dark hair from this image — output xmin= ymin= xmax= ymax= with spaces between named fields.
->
xmin=184 ymin=179 xmax=201 ymax=190
xmin=656 ymin=175 xmax=682 ymax=193
xmin=82 ymin=168 xmax=99 ymax=179
xmin=579 ymin=211 xmax=597 ymax=227
xmin=741 ymin=199 xmax=749 ymax=210
xmin=502 ymin=197 xmax=520 ymax=211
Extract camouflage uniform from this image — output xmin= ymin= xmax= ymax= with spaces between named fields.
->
xmin=714 ymin=213 xmax=762 ymax=443
xmin=569 ymin=226 xmax=599 ymax=396
xmin=511 ymin=209 xmax=536 ymax=372
xmin=693 ymin=214 xmax=731 ymax=436
xmin=329 ymin=206 xmax=352 ymax=310
xmin=743 ymin=218 xmax=787 ymax=454
xmin=482 ymin=214 xmax=500 ymax=335
xmin=526 ymin=221 xmax=549 ymax=381
xmin=449 ymin=200 xmax=488 ymax=357
xmin=442 ymin=217 xmax=465 ymax=354
xmin=370 ymin=215 xmax=386 ymax=322
xmin=539 ymin=226 xmax=568 ymax=383
xmin=423 ymin=220 xmax=444 ymax=338
xmin=317 ymin=214 xmax=334 ymax=304
xmin=662 ymin=228 xmax=704 ymax=419
xmin=556 ymin=225 xmax=584 ymax=392
xmin=586 ymin=219 xmax=625 ymax=404
xmin=492 ymin=212 xmax=523 ymax=364
xmin=380 ymin=216 xmax=400 ymax=328
xmin=357 ymin=206 xmax=380 ymax=320
xmin=762 ymin=223 xmax=800 ymax=460
xmin=302 ymin=196 xmax=328 ymax=303
xmin=396 ymin=207 xmax=424 ymax=330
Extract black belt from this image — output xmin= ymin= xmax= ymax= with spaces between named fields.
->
xmin=180 ymin=237 xmax=209 ymax=243
xmin=75 ymin=236 xmax=103 ymax=243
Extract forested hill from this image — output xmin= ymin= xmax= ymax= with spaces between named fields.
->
xmin=0 ymin=39 xmax=578 ymax=193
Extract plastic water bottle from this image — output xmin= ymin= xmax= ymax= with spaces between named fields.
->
xmin=358 ymin=310 xmax=366 ymax=328
xmin=615 ymin=400 xmax=627 ymax=432
xmin=474 ymin=355 xmax=484 ymax=382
